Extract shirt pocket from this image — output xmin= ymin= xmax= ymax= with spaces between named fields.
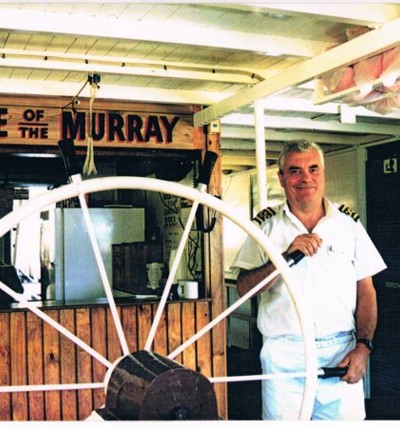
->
xmin=327 ymin=239 xmax=355 ymax=264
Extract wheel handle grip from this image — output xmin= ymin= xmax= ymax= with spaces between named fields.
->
xmin=58 ymin=138 xmax=82 ymax=177
xmin=285 ymin=250 xmax=305 ymax=267
xmin=320 ymin=366 xmax=349 ymax=379
xmin=197 ymin=151 xmax=218 ymax=186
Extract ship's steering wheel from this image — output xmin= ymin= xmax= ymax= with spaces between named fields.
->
xmin=0 ymin=142 xmax=319 ymax=420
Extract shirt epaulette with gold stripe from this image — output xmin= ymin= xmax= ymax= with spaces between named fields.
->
xmin=338 ymin=204 xmax=360 ymax=222
xmin=253 ymin=207 xmax=277 ymax=225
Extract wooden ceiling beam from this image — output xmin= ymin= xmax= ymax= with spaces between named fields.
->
xmin=247 ymin=3 xmax=400 ymax=26
xmin=221 ymin=114 xmax=400 ymax=136
xmin=0 ymin=7 xmax=328 ymax=58
xmin=194 ymin=17 xmax=400 ymax=126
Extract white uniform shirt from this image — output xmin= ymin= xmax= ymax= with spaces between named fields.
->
xmin=231 ymin=198 xmax=387 ymax=338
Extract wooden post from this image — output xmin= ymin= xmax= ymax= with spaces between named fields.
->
xmin=202 ymin=121 xmax=227 ymax=418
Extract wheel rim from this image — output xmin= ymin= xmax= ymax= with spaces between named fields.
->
xmin=0 ymin=176 xmax=318 ymax=420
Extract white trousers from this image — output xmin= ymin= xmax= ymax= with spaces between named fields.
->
xmin=260 ymin=332 xmax=365 ymax=420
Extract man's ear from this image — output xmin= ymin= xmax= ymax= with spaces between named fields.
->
xmin=278 ymin=171 xmax=284 ymax=187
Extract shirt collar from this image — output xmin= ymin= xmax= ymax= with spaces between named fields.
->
xmin=282 ymin=197 xmax=335 ymax=224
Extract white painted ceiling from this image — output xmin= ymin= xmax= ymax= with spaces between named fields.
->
xmin=1 ymin=2 xmax=400 ymax=172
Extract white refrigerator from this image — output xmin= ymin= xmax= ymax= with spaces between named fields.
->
xmin=55 ymin=207 xmax=145 ymax=301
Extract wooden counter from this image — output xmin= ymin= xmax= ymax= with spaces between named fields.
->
xmin=0 ymin=298 xmax=217 ymax=421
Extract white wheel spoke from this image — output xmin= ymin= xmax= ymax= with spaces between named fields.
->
xmin=168 ymin=268 xmax=279 ymax=360
xmin=209 ymin=370 xmax=324 ymax=384
xmin=72 ymin=178 xmax=129 ymax=356
xmin=145 ymin=199 xmax=200 ymax=351
xmin=0 ymin=382 xmax=105 ymax=393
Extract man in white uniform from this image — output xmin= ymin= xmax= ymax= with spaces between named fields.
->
xmin=232 ymin=140 xmax=386 ymax=420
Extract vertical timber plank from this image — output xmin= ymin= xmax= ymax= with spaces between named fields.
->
xmin=43 ymin=309 xmax=61 ymax=420
xmin=152 ymin=304 xmax=167 ymax=356
xmin=0 ymin=313 xmax=11 ymax=420
xmin=195 ymin=302 xmax=212 ymax=377
xmin=167 ymin=302 xmax=182 ymax=363
xmin=76 ymin=308 xmax=93 ymax=420
xmin=137 ymin=304 xmax=152 ymax=351
xmin=181 ymin=302 xmax=196 ymax=371
xmin=26 ymin=312 xmax=45 ymax=421
xmin=91 ymin=307 xmax=107 ymax=410
xmin=121 ymin=306 xmax=137 ymax=354
xmin=106 ymin=307 xmax=122 ymax=363
xmin=59 ymin=309 xmax=77 ymax=421
xmin=10 ymin=312 xmax=28 ymax=420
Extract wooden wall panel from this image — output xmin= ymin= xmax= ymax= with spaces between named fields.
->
xmin=0 ymin=313 xmax=11 ymax=420
xmin=182 ymin=302 xmax=196 ymax=371
xmin=167 ymin=302 xmax=182 ymax=363
xmin=26 ymin=312 xmax=44 ymax=421
xmin=59 ymin=309 xmax=78 ymax=420
xmin=195 ymin=302 xmax=213 ymax=377
xmin=91 ymin=307 xmax=107 ymax=410
xmin=43 ymin=310 xmax=61 ymax=420
xmin=152 ymin=304 xmax=168 ymax=356
xmin=121 ymin=306 xmax=137 ymax=353
xmin=137 ymin=304 xmax=152 ymax=350
xmin=10 ymin=312 xmax=28 ymax=420
xmin=106 ymin=308 xmax=122 ymax=363
xmin=76 ymin=308 xmax=93 ymax=420
xmin=0 ymin=301 xmax=216 ymax=421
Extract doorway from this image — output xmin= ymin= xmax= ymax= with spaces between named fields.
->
xmin=366 ymin=141 xmax=400 ymax=419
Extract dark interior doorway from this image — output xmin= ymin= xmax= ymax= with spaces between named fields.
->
xmin=366 ymin=141 xmax=400 ymax=420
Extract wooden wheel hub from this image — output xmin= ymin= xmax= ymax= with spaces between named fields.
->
xmin=105 ymin=350 xmax=219 ymax=420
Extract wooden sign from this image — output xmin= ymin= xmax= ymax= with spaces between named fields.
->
xmin=0 ymin=96 xmax=200 ymax=150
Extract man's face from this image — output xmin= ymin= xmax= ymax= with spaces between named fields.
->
xmin=278 ymin=149 xmax=325 ymax=209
